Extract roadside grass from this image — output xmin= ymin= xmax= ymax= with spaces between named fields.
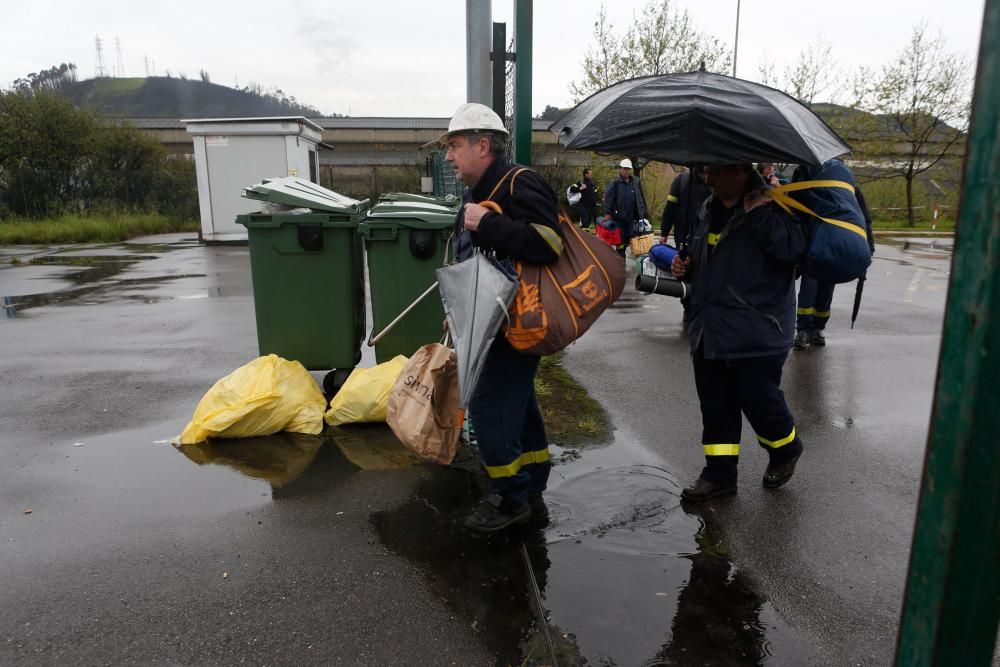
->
xmin=872 ymin=218 xmax=955 ymax=232
xmin=0 ymin=213 xmax=199 ymax=245
xmin=535 ymin=353 xmax=612 ymax=445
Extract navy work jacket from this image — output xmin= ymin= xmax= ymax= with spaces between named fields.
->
xmin=687 ymin=192 xmax=807 ymax=360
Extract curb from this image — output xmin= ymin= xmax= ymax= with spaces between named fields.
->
xmin=873 ymin=231 xmax=955 ymax=238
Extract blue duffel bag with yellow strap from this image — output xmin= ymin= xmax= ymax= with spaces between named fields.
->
xmin=769 ymin=159 xmax=871 ymax=284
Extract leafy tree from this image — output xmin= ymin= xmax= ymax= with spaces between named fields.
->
xmin=0 ymin=91 xmax=97 ymax=216
xmin=570 ymin=0 xmax=732 ymax=102
xmin=11 ymin=63 xmax=78 ymax=95
xmin=849 ymin=24 xmax=970 ymax=226
xmin=535 ymin=105 xmax=563 ymax=121
xmin=0 ymin=89 xmax=197 ymax=219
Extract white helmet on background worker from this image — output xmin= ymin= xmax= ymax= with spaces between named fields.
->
xmin=436 ymin=103 xmax=510 ymax=145
xmin=619 ymin=158 xmax=634 ymax=169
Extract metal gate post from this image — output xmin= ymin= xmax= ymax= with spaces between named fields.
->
xmin=895 ymin=1 xmax=1000 ymax=663
xmin=512 ymin=0 xmax=532 ymax=165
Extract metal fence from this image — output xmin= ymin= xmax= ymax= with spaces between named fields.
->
xmin=430 ymin=150 xmax=465 ymax=199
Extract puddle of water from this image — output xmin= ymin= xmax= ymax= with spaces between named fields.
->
xmin=373 ymin=430 xmax=811 ymax=665
xmin=10 ymin=411 xmax=808 ymax=663
xmin=0 ymin=241 xmax=240 ymax=317
xmin=327 ymin=424 xmax=423 ymax=470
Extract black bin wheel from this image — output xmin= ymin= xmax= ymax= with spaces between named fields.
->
xmin=323 ymin=368 xmax=354 ymax=399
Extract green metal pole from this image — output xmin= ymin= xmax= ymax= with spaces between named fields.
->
xmin=895 ymin=1 xmax=1000 ymax=664
xmin=491 ymin=22 xmax=506 ymax=121
xmin=513 ymin=0 xmax=532 ymax=165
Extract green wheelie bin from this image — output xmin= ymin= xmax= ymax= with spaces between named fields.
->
xmin=237 ymin=201 xmax=370 ymax=395
xmin=359 ymin=202 xmax=456 ymax=363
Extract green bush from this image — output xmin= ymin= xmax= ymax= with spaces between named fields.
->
xmin=0 ymin=90 xmax=198 ymax=222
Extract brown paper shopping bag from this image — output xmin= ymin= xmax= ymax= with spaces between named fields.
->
xmin=386 ymin=343 xmax=462 ymax=464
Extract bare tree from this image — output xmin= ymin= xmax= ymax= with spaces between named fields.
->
xmin=851 ymin=24 xmax=970 ymax=226
xmin=570 ymin=0 xmax=732 ymax=102
xmin=783 ymin=37 xmax=839 ymax=106
xmin=756 ymin=38 xmax=841 ymax=106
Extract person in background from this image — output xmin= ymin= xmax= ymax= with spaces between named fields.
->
xmin=661 ymin=166 xmax=711 ymax=324
xmin=603 ymin=158 xmax=647 ymax=254
xmin=795 ymin=178 xmax=876 ymax=349
xmin=569 ymin=168 xmax=598 ymax=229
xmin=757 ymin=162 xmax=785 ymax=187
xmin=671 ymin=163 xmax=807 ymax=501
xmin=442 ymin=103 xmax=563 ymax=533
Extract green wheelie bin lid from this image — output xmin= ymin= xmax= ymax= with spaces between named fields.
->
xmin=243 ymin=176 xmax=369 ymax=215
xmin=378 ymin=192 xmax=461 ymax=208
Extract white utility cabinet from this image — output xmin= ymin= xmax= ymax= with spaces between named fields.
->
xmin=184 ymin=117 xmax=325 ymax=242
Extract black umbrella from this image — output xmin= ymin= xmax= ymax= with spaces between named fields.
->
xmin=851 ymin=272 xmax=866 ymax=329
xmin=550 ymin=70 xmax=851 ymax=167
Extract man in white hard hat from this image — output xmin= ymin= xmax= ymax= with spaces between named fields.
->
xmin=439 ymin=102 xmax=563 ymax=533
xmin=602 ymin=158 xmax=648 ymax=254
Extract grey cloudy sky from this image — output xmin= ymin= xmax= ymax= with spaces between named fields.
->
xmin=1 ymin=0 xmax=987 ymax=117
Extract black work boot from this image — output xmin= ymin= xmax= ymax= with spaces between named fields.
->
xmin=464 ymin=494 xmax=531 ymax=533
xmin=763 ymin=449 xmax=803 ymax=488
xmin=793 ymin=330 xmax=811 ymax=350
xmin=527 ymin=493 xmax=549 ymax=523
xmin=811 ymin=329 xmax=826 ymax=346
xmin=681 ymin=477 xmax=737 ymax=502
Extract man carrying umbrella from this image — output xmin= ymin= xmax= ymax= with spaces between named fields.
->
xmin=441 ymin=103 xmax=563 ymax=533
xmin=671 ymin=164 xmax=807 ymax=501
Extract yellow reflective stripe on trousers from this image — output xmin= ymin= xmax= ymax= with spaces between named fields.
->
xmin=707 ymin=232 xmax=720 ymax=246
xmin=797 ymin=307 xmax=815 ymax=316
xmin=814 ymin=310 xmax=831 ymax=318
xmin=703 ymin=443 xmax=740 ymax=456
xmin=484 ymin=449 xmax=551 ymax=479
xmin=757 ymin=427 xmax=796 ymax=448
xmin=666 ymin=194 xmax=679 ymax=203
xmin=769 ymin=180 xmax=869 ymax=242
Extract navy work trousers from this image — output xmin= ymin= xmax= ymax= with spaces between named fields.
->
xmin=692 ymin=346 xmax=803 ymax=485
xmin=797 ymin=274 xmax=835 ymax=331
xmin=468 ymin=335 xmax=551 ymax=504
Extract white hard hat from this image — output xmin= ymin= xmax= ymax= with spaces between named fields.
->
xmin=619 ymin=158 xmax=634 ymax=169
xmin=436 ymin=103 xmax=509 ymax=144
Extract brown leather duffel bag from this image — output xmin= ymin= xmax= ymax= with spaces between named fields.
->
xmin=480 ymin=169 xmax=625 ymax=356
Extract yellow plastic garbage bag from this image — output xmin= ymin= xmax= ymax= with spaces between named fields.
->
xmin=180 ymin=355 xmax=326 ymax=444
xmin=325 ymin=355 xmax=408 ymax=426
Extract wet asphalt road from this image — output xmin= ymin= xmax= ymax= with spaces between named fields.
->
xmin=0 ymin=233 xmax=952 ymax=665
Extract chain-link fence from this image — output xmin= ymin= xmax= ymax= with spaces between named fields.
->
xmin=430 ymin=150 xmax=466 ymax=198
xmin=504 ymin=42 xmax=516 ymax=160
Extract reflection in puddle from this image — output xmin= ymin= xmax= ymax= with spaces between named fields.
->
xmin=374 ymin=433 xmax=809 ymax=665
xmin=1 ymin=239 xmax=218 ymax=317
xmin=177 ymin=432 xmax=325 ymax=488
xmin=174 ymin=427 xmax=423 ymax=488
xmin=2 ymin=273 xmax=209 ymax=316
xmin=328 ymin=424 xmax=422 ymax=470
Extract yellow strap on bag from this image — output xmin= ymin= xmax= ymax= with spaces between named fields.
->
xmin=768 ymin=180 xmax=869 ymax=242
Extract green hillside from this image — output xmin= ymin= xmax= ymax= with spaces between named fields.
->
xmin=62 ymin=76 xmax=323 ymax=117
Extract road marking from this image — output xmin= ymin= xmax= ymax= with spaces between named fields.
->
xmin=904 ymin=268 xmax=926 ymax=304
